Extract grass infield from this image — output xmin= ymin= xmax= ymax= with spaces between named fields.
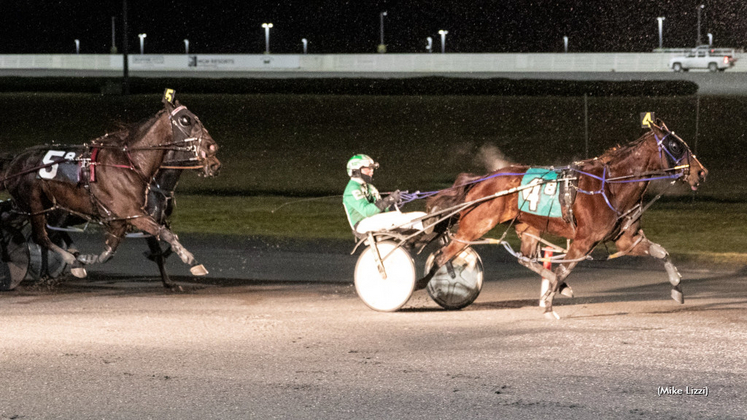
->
xmin=1 ymin=91 xmax=745 ymax=264
xmin=166 ymin=195 xmax=747 ymax=266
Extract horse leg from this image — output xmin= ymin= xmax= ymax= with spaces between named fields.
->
xmin=417 ymin=206 xmax=503 ymax=289
xmin=128 ymin=217 xmax=207 ymax=276
xmin=145 ymin=236 xmax=176 ymax=288
xmin=541 ymin=238 xmax=596 ymax=318
xmin=76 ymin=221 xmax=127 ymax=265
xmin=28 ymin=214 xmax=87 ymax=278
xmin=614 ymin=228 xmax=684 ymax=304
xmin=512 ymin=224 xmax=573 ymax=308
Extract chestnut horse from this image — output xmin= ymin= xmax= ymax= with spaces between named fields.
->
xmin=0 ymin=93 xmax=220 ymax=279
xmin=425 ymin=120 xmax=707 ymax=317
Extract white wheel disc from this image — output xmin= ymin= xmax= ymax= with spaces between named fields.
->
xmin=354 ymin=241 xmax=415 ymax=312
xmin=425 ymin=247 xmax=484 ymax=310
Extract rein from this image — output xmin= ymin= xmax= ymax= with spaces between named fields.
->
xmin=0 ymin=157 xmax=68 ymax=184
xmin=1 ymin=105 xmax=212 ymax=225
xmin=83 ymin=106 xmax=209 ymax=176
xmin=402 ymin=131 xmax=691 ymax=217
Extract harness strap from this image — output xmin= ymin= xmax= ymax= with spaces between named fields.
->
xmin=90 ymin=147 xmax=99 ymax=182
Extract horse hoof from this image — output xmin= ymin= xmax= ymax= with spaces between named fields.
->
xmin=671 ymin=286 xmax=684 ymax=304
xmin=71 ymin=268 xmax=87 ymax=278
xmin=190 ymin=264 xmax=208 ymax=276
xmin=559 ymin=284 xmax=574 ymax=298
xmin=543 ymin=310 xmax=561 ymax=320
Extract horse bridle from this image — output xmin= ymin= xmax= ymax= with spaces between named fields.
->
xmin=654 ymin=130 xmax=691 ymax=180
xmin=158 ymin=105 xmax=211 ymax=170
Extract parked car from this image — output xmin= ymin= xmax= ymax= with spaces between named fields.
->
xmin=669 ymin=46 xmax=737 ymax=72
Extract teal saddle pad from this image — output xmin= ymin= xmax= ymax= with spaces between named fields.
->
xmin=517 ymin=168 xmax=562 ymax=218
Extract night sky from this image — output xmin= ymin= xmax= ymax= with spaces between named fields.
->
xmin=2 ymin=1 xmax=746 ymax=55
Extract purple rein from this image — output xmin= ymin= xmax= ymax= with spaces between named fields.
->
xmin=398 ymin=133 xmax=688 ymax=215
xmin=398 ymin=171 xmax=533 ymax=205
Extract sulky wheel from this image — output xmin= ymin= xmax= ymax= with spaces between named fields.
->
xmin=425 ymin=247 xmax=484 ymax=310
xmin=26 ymin=230 xmax=71 ymax=281
xmin=9 ymin=223 xmax=72 ymax=282
xmin=354 ymin=240 xmax=416 ymax=312
xmin=0 ymin=226 xmax=30 ymax=291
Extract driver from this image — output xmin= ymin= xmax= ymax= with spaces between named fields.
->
xmin=343 ymin=154 xmax=427 ymax=236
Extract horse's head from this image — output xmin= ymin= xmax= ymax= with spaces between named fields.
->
xmin=162 ymin=93 xmax=221 ymax=177
xmin=650 ymin=120 xmax=707 ymax=191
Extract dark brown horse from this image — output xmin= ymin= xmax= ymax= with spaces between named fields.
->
xmin=425 ymin=120 xmax=707 ymax=317
xmin=0 ymin=92 xmax=220 ymax=279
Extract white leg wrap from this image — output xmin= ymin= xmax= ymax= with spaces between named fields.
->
xmin=539 ymin=278 xmax=550 ymax=307
xmin=664 ymin=261 xmax=681 ymax=286
xmin=649 ymin=243 xmax=668 ymax=260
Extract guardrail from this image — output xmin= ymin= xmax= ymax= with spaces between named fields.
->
xmin=1 ymin=52 xmax=744 ymax=74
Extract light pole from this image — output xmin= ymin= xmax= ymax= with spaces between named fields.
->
xmin=438 ymin=30 xmax=448 ymax=53
xmin=378 ymin=11 xmax=387 ymax=53
xmin=262 ymin=23 xmax=273 ymax=54
xmin=697 ymin=4 xmax=705 ymax=46
xmin=74 ymin=39 xmax=80 ymax=54
xmin=110 ymin=16 xmax=117 ymax=53
xmin=707 ymin=33 xmax=713 ymax=46
xmin=426 ymin=36 xmax=432 ymax=53
xmin=184 ymin=39 xmax=189 ymax=54
xmin=302 ymin=38 xmax=308 ymax=54
xmin=563 ymin=36 xmax=568 ymax=53
xmin=656 ymin=17 xmax=665 ymax=50
xmin=138 ymin=33 xmax=146 ymax=54
xmin=123 ymin=0 xmax=129 ymax=94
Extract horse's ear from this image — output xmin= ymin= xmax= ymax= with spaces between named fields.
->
xmin=653 ymin=118 xmax=669 ymax=133
xmin=162 ymin=88 xmax=176 ymax=109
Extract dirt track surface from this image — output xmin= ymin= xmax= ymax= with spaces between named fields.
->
xmin=1 ymin=235 xmax=747 ymax=419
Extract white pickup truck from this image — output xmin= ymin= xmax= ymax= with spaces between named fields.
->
xmin=669 ymin=46 xmax=737 ymax=72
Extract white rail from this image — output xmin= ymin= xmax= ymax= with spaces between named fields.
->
xmin=0 ymin=52 xmax=744 ymax=73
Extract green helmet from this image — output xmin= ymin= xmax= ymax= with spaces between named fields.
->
xmin=346 ymin=154 xmax=379 ymax=177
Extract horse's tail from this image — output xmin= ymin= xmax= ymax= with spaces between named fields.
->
xmin=425 ymin=172 xmax=483 ymax=219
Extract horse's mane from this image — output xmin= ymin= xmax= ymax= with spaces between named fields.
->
xmin=598 ymin=131 xmax=653 ymax=164
xmin=95 ymin=109 xmax=167 ymax=146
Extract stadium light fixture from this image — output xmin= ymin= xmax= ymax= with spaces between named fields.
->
xmin=438 ymin=30 xmax=448 ymax=53
xmin=138 ymin=33 xmax=147 ymax=54
xmin=262 ymin=23 xmax=273 ymax=54
xmin=656 ymin=17 xmax=665 ymax=50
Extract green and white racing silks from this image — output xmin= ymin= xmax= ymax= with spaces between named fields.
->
xmin=343 ymin=178 xmax=383 ymax=228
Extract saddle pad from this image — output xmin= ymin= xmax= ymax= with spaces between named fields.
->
xmin=518 ymin=168 xmax=562 ymax=218
xmin=36 ymin=146 xmax=84 ymax=185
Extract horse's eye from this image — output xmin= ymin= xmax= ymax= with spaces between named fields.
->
xmin=179 ymin=115 xmax=192 ymax=126
xmin=668 ymin=140 xmax=684 ymax=157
